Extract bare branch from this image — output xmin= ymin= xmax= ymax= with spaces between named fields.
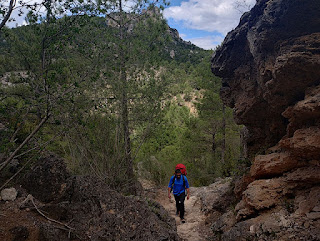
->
xmin=0 ymin=114 xmax=50 ymax=173
xmin=0 ymin=0 xmax=17 ymax=31
xmin=31 ymin=196 xmax=74 ymax=231
xmin=0 ymin=96 xmax=8 ymax=101
xmin=0 ymin=157 xmax=33 ymax=190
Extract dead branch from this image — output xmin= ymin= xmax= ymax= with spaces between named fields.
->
xmin=0 ymin=157 xmax=32 ymax=191
xmin=13 ymin=130 xmax=61 ymax=159
xmin=0 ymin=96 xmax=8 ymax=101
xmin=10 ymin=124 xmax=22 ymax=143
xmin=0 ymin=114 xmax=50 ymax=173
xmin=1 ymin=130 xmax=63 ymax=190
xmin=30 ymin=195 xmax=74 ymax=231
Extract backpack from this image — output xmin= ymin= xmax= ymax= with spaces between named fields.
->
xmin=171 ymin=164 xmax=187 ymax=192
xmin=175 ymin=163 xmax=187 ymax=176
xmin=171 ymin=175 xmax=186 ymax=192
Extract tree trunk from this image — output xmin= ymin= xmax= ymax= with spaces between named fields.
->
xmin=211 ymin=132 xmax=216 ymax=152
xmin=119 ymin=0 xmax=135 ymax=194
xmin=221 ymin=104 xmax=226 ymax=164
xmin=240 ymin=126 xmax=248 ymax=159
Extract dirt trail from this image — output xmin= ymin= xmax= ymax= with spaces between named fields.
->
xmin=142 ymin=180 xmax=212 ymax=241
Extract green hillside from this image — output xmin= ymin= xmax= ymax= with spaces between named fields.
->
xmin=0 ymin=11 xmax=243 ymax=192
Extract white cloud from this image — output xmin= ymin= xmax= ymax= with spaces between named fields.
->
xmin=164 ymin=0 xmax=255 ymax=35
xmin=186 ymin=35 xmax=224 ymax=50
xmin=4 ymin=0 xmax=47 ymax=28
xmin=179 ymin=33 xmax=187 ymax=38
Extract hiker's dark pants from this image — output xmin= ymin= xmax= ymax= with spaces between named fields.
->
xmin=174 ymin=192 xmax=186 ymax=219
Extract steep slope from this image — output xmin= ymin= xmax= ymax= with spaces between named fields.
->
xmin=0 ymin=155 xmax=180 ymax=241
xmin=0 ymin=12 xmax=211 ymax=241
xmin=211 ymin=0 xmax=320 ymax=240
xmin=0 ymin=14 xmax=208 ymax=76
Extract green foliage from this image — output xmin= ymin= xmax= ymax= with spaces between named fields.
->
xmin=0 ymin=4 xmax=243 ymax=192
xmin=136 ymin=54 xmax=243 ymax=186
xmin=0 ymin=10 xmax=100 ymax=182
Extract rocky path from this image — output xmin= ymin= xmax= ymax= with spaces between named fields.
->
xmin=157 ymin=187 xmax=211 ymax=241
xmin=141 ymin=179 xmax=212 ymax=241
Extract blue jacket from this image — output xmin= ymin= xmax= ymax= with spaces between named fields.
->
xmin=168 ymin=175 xmax=189 ymax=195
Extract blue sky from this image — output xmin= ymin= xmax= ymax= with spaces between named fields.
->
xmin=163 ymin=0 xmax=255 ymax=50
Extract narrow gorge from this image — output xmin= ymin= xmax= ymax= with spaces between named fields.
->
xmin=1 ymin=0 xmax=319 ymax=240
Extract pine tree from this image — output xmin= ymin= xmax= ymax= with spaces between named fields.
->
xmin=0 ymin=1 xmax=95 ymax=180
xmin=86 ymin=0 xmax=169 ymax=194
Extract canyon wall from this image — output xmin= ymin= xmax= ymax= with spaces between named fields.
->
xmin=211 ymin=0 xmax=320 ymax=240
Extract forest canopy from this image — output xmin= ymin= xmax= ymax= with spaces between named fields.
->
xmin=0 ymin=0 xmax=245 ymax=193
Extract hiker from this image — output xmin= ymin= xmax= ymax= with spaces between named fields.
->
xmin=168 ymin=169 xmax=190 ymax=223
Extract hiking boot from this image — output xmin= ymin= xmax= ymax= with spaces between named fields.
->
xmin=181 ymin=218 xmax=186 ymax=223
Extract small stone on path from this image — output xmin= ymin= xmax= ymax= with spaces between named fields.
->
xmin=1 ymin=188 xmax=18 ymax=201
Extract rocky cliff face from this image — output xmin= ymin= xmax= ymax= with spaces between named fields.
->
xmin=212 ymin=0 xmax=320 ymax=155
xmin=211 ymin=0 xmax=320 ymax=240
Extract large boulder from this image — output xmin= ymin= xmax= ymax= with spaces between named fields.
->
xmin=20 ymin=155 xmax=70 ymax=203
xmin=240 ymin=166 xmax=320 ymax=212
xmin=222 ymin=207 xmax=320 ymax=241
xmin=250 ymin=152 xmax=306 ymax=178
xmin=279 ymin=127 xmax=320 ymax=160
xmin=243 ymin=178 xmax=286 ymax=210
xmin=197 ymin=178 xmax=235 ymax=213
